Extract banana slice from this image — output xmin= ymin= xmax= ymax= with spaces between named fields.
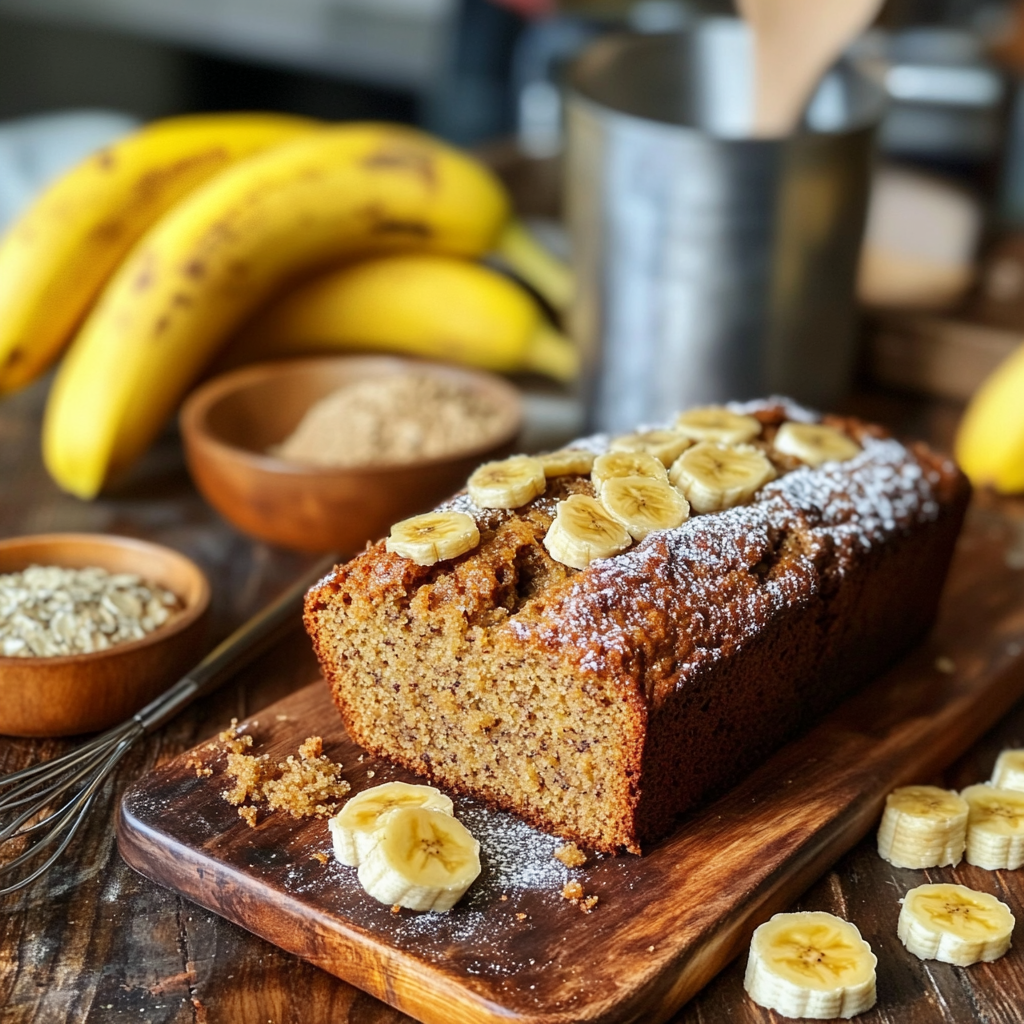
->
xmin=669 ymin=442 xmax=776 ymax=513
xmin=356 ymin=806 xmax=481 ymax=912
xmin=329 ymin=782 xmax=454 ymax=867
xmin=591 ymin=450 xmax=668 ymax=496
xmin=610 ymin=429 xmax=692 ymax=467
xmin=991 ymin=748 xmax=1024 ymax=793
xmin=876 ymin=785 xmax=968 ymax=869
xmin=543 ymin=494 xmax=632 ymax=569
xmin=467 ymin=455 xmax=546 ymax=509
xmin=600 ymin=476 xmax=689 ymax=540
xmin=676 ymin=407 xmax=762 ymax=444
xmin=898 ymin=883 xmax=1015 ymax=966
xmin=774 ymin=422 xmax=861 ymax=467
xmin=743 ymin=911 xmax=877 ymax=1020
xmin=538 ymin=448 xmax=596 ymax=477
xmin=961 ymin=783 xmax=1024 ymax=870
xmin=386 ymin=511 xmax=480 ymax=566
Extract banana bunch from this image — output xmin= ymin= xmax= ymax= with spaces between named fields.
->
xmin=955 ymin=342 xmax=1024 ymax=493
xmin=0 ymin=114 xmax=572 ymax=498
xmin=0 ymin=112 xmax=320 ymax=394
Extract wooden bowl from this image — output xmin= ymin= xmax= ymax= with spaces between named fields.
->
xmin=180 ymin=356 xmax=523 ymax=553
xmin=0 ymin=534 xmax=210 ymax=737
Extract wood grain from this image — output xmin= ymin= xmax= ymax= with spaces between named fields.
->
xmin=117 ymin=490 xmax=1024 ymax=1024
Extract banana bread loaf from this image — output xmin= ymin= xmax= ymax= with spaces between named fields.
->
xmin=304 ymin=400 xmax=970 ymax=853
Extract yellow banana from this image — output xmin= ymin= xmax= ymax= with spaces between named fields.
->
xmin=955 ymin=342 xmax=1024 ymax=493
xmin=43 ymin=123 xmax=544 ymax=498
xmin=0 ymin=113 xmax=318 ymax=393
xmin=221 ymin=254 xmax=577 ymax=381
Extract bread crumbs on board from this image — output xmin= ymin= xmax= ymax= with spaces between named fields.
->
xmin=212 ymin=723 xmax=350 ymax=827
xmin=554 ymin=842 xmax=587 ymax=868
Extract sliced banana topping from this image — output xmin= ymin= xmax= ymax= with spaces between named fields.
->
xmin=600 ymin=476 xmax=688 ymax=540
xmin=538 ymin=448 xmax=596 ymax=478
xmin=744 ymin=911 xmax=877 ymax=1020
xmin=543 ymin=494 xmax=632 ymax=569
xmin=898 ymin=883 xmax=1015 ymax=966
xmin=386 ymin=511 xmax=480 ymax=566
xmin=961 ymin=783 xmax=1024 ymax=870
xmin=329 ymin=782 xmax=454 ymax=867
xmin=669 ymin=442 xmax=776 ymax=514
xmin=609 ymin=429 xmax=692 ymax=467
xmin=357 ymin=806 xmax=481 ymax=912
xmin=876 ymin=785 xmax=968 ymax=869
xmin=990 ymin=748 xmax=1024 ymax=793
xmin=591 ymin=450 xmax=668 ymax=497
xmin=676 ymin=406 xmax=762 ymax=444
xmin=467 ymin=455 xmax=546 ymax=509
xmin=774 ymin=422 xmax=861 ymax=467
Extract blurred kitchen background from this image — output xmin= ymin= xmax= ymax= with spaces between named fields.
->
xmin=4 ymin=0 xmax=1024 ymax=412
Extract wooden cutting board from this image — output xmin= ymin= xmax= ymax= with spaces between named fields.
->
xmin=117 ymin=496 xmax=1024 ymax=1024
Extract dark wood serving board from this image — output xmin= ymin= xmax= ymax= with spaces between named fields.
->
xmin=117 ymin=496 xmax=1024 ymax=1024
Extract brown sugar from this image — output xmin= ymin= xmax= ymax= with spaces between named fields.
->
xmin=554 ymin=843 xmax=587 ymax=868
xmin=218 ymin=729 xmax=350 ymax=826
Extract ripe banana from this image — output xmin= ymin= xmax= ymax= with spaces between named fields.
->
xmin=591 ymin=451 xmax=668 ymax=496
xmin=955 ymin=342 xmax=1024 ymax=493
xmin=0 ymin=113 xmax=318 ymax=393
xmin=875 ymin=784 xmax=968 ymax=869
xmin=774 ymin=422 xmax=861 ymax=467
xmin=600 ymin=476 xmax=689 ymax=540
xmin=385 ymin=512 xmax=480 ymax=566
xmin=610 ymin=429 xmax=692 ymax=467
xmin=538 ymin=448 xmax=596 ymax=477
xmin=329 ymin=782 xmax=454 ymax=866
xmin=356 ymin=805 xmax=481 ymax=912
xmin=898 ymin=883 xmax=1015 ymax=966
xmin=961 ymin=783 xmax=1024 ymax=870
xmin=221 ymin=254 xmax=578 ymax=381
xmin=991 ymin=748 xmax=1024 ymax=792
xmin=468 ymin=455 xmax=546 ymax=509
xmin=669 ymin=442 xmax=777 ymax=513
xmin=676 ymin=407 xmax=762 ymax=445
xmin=42 ymin=123 xmax=552 ymax=498
xmin=543 ymin=494 xmax=632 ymax=569
xmin=743 ymin=911 xmax=877 ymax=1019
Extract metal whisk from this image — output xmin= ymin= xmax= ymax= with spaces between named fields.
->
xmin=0 ymin=556 xmax=336 ymax=896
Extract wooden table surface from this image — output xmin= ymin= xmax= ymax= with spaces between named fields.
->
xmin=1 ymin=378 xmax=1022 ymax=1024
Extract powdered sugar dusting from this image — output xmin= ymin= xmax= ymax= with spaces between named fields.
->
xmin=506 ymin=424 xmax=947 ymax=679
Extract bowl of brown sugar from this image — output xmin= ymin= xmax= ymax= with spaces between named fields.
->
xmin=180 ymin=356 xmax=523 ymax=552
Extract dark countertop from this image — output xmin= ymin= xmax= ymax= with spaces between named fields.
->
xmin=0 ymin=377 xmax=1021 ymax=1024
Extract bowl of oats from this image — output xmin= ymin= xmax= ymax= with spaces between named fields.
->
xmin=180 ymin=356 xmax=522 ymax=552
xmin=0 ymin=533 xmax=210 ymax=736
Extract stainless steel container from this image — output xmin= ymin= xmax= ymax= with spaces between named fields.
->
xmin=566 ymin=23 xmax=885 ymax=432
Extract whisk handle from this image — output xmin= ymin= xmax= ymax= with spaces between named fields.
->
xmin=133 ymin=554 xmax=339 ymax=733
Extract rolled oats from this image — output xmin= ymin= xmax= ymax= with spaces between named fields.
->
xmin=0 ymin=564 xmax=181 ymax=657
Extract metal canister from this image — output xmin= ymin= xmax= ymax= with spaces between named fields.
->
xmin=566 ymin=23 xmax=885 ymax=432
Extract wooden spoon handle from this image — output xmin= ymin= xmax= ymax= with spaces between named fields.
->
xmin=737 ymin=0 xmax=884 ymax=137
